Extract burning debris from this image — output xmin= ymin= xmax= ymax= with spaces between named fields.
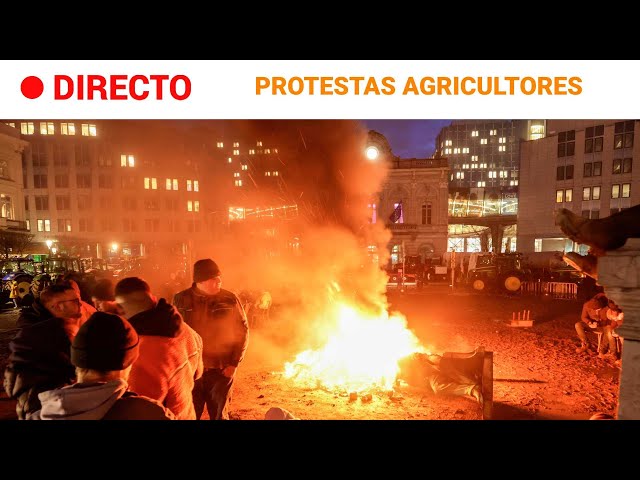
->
xmin=283 ymin=302 xmax=426 ymax=395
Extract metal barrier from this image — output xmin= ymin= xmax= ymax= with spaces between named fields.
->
xmin=521 ymin=281 xmax=578 ymax=300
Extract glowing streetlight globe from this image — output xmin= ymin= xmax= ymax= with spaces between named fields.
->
xmin=45 ymin=239 xmax=53 ymax=249
xmin=365 ymin=146 xmax=379 ymax=160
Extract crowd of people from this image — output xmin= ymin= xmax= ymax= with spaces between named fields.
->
xmin=2 ymin=257 xmax=250 ymax=420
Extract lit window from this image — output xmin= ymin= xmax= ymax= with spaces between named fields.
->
xmin=37 ymin=219 xmax=51 ymax=232
xmin=499 ymin=137 xmax=506 ymax=143
xmin=187 ymin=201 xmax=193 ymax=212
xmin=445 ymin=140 xmax=452 ymax=146
xmin=40 ymin=122 xmax=55 ymax=135
xmin=462 ymin=147 xmax=469 ymax=154
xmin=612 ymin=184 xmax=620 ymax=198
xmin=235 ymin=180 xmax=242 ymax=187
xmin=5 ymin=122 xmax=15 ymax=128
xmin=217 ymin=142 xmax=223 ymax=148
xmin=453 ymin=148 xmax=460 ymax=154
xmin=489 ymin=171 xmax=496 ymax=178
xmin=194 ymin=200 xmax=200 ymax=212
xmin=565 ymin=189 xmax=573 ymax=202
xmin=498 ymin=146 xmax=506 ymax=152
xmin=622 ymin=183 xmax=631 ymax=198
xmin=471 ymin=163 xmax=477 ymax=169
xmin=471 ymin=155 xmax=478 ymax=161
xmin=257 ymin=141 xmax=263 ymax=146
xmin=166 ymin=179 xmax=172 ymax=190
xmin=241 ymin=164 xmax=248 ymax=171
xmin=194 ymin=180 xmax=199 ymax=192
xmin=144 ymin=177 xmax=158 ymax=190
xmin=471 ymin=131 xmax=478 ymax=137
xmin=477 ymin=181 xmax=485 ymax=187
xmin=480 ymin=139 xmax=487 ymax=145
xmin=500 ymin=171 xmax=508 ymax=178
xmin=173 ymin=179 xmax=178 ymax=191
xmin=556 ymin=190 xmax=564 ymax=203
xmin=583 ymin=187 xmax=591 ymax=201
xmin=274 ymin=171 xmax=278 ymax=176
xmin=233 ymin=149 xmax=239 ymax=155
xmin=233 ymin=142 xmax=239 ymax=147
xmin=20 ymin=122 xmax=35 ymax=135
xmin=265 ymin=149 xmax=271 ymax=154
xmin=227 ymin=157 xmax=232 ymax=163
xmin=120 ymin=154 xmax=135 ymax=167
xmin=187 ymin=180 xmax=192 ymax=191
xmin=25 ymin=219 xmax=30 ymax=231
xmin=509 ymin=180 xmax=519 ymax=186
xmin=480 ymin=163 xmax=487 ymax=168
xmin=593 ymin=186 xmax=601 ymax=200
xmin=234 ymin=172 xmax=240 ymax=178
xmin=456 ymin=172 xmax=464 ymax=179
xmin=81 ymin=124 xmax=97 ymax=137
xmin=462 ymin=164 xmax=469 ymax=169
xmin=490 ymin=129 xmax=497 ymax=135
xmin=249 ymin=149 xmax=255 ymax=155
xmin=60 ymin=123 xmax=75 ymax=135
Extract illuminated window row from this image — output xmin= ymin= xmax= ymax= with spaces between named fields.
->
xmin=20 ymin=122 xmax=97 ymax=136
xmin=265 ymin=171 xmax=279 ymax=176
xmin=141 ymin=177 xmax=199 ymax=191
xmin=556 ymin=189 xmax=573 ymax=203
xmin=187 ymin=200 xmax=200 ymax=212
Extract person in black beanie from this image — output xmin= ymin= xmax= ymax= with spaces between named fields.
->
xmin=26 ymin=312 xmax=175 ymax=420
xmin=173 ymin=258 xmax=249 ymax=420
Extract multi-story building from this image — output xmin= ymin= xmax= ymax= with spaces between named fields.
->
xmin=518 ymin=119 xmax=638 ymax=253
xmin=434 ymin=119 xmax=546 ymax=252
xmin=0 ymin=123 xmax=29 ymax=256
xmin=369 ymin=130 xmax=449 ymax=263
xmin=4 ymin=120 xmax=207 ymax=259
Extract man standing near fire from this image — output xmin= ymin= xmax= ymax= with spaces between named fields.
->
xmin=173 ymin=259 xmax=249 ymax=420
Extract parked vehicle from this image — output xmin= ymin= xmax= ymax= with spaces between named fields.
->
xmin=1 ymin=257 xmax=43 ymax=305
xmin=465 ymin=252 xmax=529 ymax=293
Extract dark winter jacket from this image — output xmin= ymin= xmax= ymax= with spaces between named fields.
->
xmin=126 ymin=299 xmax=203 ymax=420
xmin=173 ymin=286 xmax=249 ymax=369
xmin=3 ymin=300 xmax=77 ymax=419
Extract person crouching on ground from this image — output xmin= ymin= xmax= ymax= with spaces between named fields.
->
xmin=26 ymin=311 xmax=175 ymax=420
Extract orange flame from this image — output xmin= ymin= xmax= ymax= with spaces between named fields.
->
xmin=283 ymin=302 xmax=426 ymax=393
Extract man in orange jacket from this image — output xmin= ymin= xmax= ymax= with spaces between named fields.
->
xmin=114 ymin=276 xmax=203 ymax=420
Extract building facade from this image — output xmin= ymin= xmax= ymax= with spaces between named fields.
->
xmin=0 ymin=123 xmax=29 ymax=257
xmin=518 ymin=119 xmax=638 ymax=253
xmin=378 ymin=157 xmax=450 ymax=264
xmin=4 ymin=120 xmax=207 ymax=259
xmin=434 ymin=119 xmax=546 ymax=252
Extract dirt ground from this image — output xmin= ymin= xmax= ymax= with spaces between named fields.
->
xmin=229 ymin=288 xmax=620 ymax=420
xmin=0 ymin=287 xmax=621 ymax=421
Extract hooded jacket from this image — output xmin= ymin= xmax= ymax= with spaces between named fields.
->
xmin=126 ymin=298 xmax=203 ymax=420
xmin=26 ymin=379 xmax=174 ymax=420
xmin=3 ymin=299 xmax=77 ymax=419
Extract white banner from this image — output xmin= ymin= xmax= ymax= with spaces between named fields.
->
xmin=0 ymin=60 xmax=638 ymax=119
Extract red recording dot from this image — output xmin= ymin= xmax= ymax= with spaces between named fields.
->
xmin=21 ymin=76 xmax=44 ymax=99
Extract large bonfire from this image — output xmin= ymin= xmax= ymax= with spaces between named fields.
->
xmin=283 ymin=293 xmax=427 ymax=395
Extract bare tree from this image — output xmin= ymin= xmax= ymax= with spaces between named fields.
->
xmin=0 ymin=230 xmax=35 ymax=259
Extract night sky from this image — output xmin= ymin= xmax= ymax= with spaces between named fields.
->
xmin=362 ymin=120 xmax=452 ymax=159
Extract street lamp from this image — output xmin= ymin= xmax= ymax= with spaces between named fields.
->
xmin=45 ymin=239 xmax=53 ymax=250
xmin=111 ymin=242 xmax=119 ymax=254
xmin=365 ymin=146 xmax=379 ymax=161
